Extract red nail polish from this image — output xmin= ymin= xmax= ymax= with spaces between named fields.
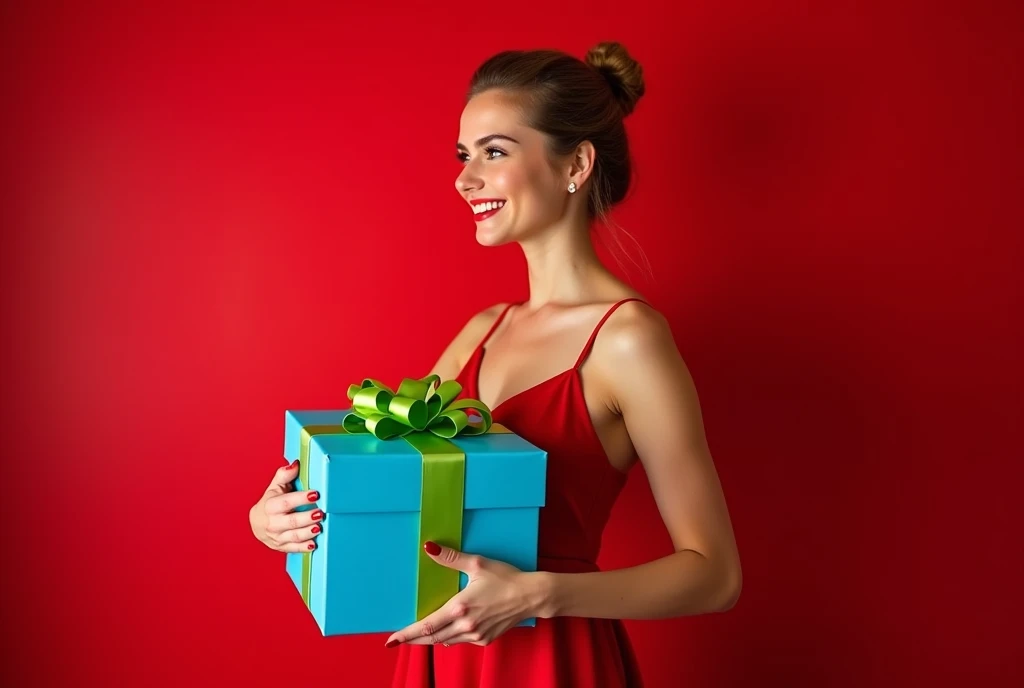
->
xmin=307 ymin=492 xmax=319 ymax=502
xmin=385 ymin=640 xmax=399 ymax=648
xmin=424 ymin=541 xmax=441 ymax=556
xmin=311 ymin=510 xmax=323 ymax=520
xmin=286 ymin=459 xmax=298 ymax=469
xmin=311 ymin=525 xmax=321 ymax=534
xmin=307 ymin=543 xmax=315 ymax=550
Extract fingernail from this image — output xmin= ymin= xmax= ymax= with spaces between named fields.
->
xmin=311 ymin=510 xmax=323 ymax=520
xmin=424 ymin=541 xmax=441 ymax=556
xmin=307 ymin=543 xmax=315 ymax=550
xmin=286 ymin=459 xmax=298 ymax=469
xmin=385 ymin=639 xmax=399 ymax=648
xmin=311 ymin=525 xmax=321 ymax=534
xmin=307 ymin=491 xmax=319 ymax=502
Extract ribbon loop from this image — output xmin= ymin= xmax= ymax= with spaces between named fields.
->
xmin=350 ymin=385 xmax=393 ymax=417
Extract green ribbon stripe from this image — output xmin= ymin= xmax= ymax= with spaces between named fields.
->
xmin=297 ymin=375 xmax=508 ymax=621
xmin=297 ymin=423 xmax=345 ymax=608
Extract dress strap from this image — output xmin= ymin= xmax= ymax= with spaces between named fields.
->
xmin=478 ymin=302 xmax=518 ymax=350
xmin=573 ymin=297 xmax=649 ymax=369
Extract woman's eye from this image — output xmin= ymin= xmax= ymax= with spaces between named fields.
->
xmin=456 ymin=148 xmax=506 ymax=164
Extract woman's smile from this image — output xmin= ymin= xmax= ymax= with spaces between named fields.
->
xmin=471 ymin=198 xmax=506 ymax=222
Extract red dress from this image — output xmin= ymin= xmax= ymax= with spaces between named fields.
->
xmin=391 ymin=298 xmax=647 ymax=688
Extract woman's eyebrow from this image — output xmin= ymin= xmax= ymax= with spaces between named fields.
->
xmin=456 ymin=134 xmax=521 ymax=152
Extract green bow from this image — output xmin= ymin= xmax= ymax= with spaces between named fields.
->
xmin=343 ymin=375 xmax=493 ymax=439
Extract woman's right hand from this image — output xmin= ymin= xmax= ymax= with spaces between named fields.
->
xmin=249 ymin=459 xmax=324 ymax=552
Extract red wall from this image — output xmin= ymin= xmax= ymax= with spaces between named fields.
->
xmin=3 ymin=2 xmax=1020 ymax=686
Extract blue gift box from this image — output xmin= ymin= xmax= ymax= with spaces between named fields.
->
xmin=283 ymin=409 xmax=548 ymax=636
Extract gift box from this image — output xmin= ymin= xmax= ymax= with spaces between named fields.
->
xmin=282 ymin=375 xmax=548 ymax=636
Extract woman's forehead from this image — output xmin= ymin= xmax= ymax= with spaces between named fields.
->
xmin=459 ymin=91 xmax=532 ymax=143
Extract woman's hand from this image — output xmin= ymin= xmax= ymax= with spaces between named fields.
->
xmin=385 ymin=542 xmax=549 ymax=648
xmin=249 ymin=460 xmax=323 ymax=552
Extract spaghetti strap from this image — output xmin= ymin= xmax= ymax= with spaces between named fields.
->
xmin=572 ymin=297 xmax=649 ymax=369
xmin=477 ymin=302 xmax=518 ymax=351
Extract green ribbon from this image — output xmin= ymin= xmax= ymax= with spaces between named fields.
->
xmin=296 ymin=422 xmax=345 ymax=608
xmin=297 ymin=375 xmax=503 ymax=621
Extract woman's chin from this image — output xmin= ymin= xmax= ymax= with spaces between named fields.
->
xmin=474 ymin=221 xmax=512 ymax=247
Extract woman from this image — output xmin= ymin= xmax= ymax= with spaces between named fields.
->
xmin=250 ymin=41 xmax=742 ymax=687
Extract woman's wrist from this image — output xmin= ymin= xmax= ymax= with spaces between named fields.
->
xmin=521 ymin=571 xmax=558 ymax=619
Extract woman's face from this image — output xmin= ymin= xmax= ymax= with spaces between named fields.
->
xmin=455 ymin=90 xmax=568 ymax=246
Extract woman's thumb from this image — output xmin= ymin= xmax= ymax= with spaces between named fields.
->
xmin=267 ymin=459 xmax=299 ymax=494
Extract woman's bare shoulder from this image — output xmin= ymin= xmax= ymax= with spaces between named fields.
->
xmin=589 ymin=298 xmax=683 ymax=401
xmin=470 ymin=302 xmax=513 ymax=330
xmin=428 ymin=302 xmax=512 ymax=380
xmin=460 ymin=301 xmax=513 ymax=349
xmin=598 ymin=299 xmax=672 ymax=354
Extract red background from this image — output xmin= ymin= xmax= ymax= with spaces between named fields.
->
xmin=3 ymin=2 xmax=1021 ymax=686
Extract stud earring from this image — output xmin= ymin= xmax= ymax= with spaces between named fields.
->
xmin=568 ymin=181 xmax=577 ymax=194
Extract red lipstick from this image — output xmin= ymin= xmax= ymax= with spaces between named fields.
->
xmin=469 ymin=198 xmax=506 ymax=222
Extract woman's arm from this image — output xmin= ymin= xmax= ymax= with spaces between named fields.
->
xmin=533 ymin=302 xmax=742 ymax=620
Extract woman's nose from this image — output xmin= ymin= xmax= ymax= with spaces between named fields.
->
xmin=455 ymin=163 xmax=483 ymax=195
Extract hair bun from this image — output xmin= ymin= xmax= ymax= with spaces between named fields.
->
xmin=585 ymin=41 xmax=646 ymax=116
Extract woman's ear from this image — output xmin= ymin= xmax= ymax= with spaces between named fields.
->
xmin=569 ymin=141 xmax=597 ymax=187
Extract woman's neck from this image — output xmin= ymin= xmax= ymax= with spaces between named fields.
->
xmin=518 ymin=220 xmax=613 ymax=308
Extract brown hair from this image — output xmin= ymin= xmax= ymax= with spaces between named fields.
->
xmin=467 ymin=41 xmax=652 ymax=279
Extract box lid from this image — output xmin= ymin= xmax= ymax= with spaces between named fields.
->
xmin=285 ymin=409 xmax=547 ymax=514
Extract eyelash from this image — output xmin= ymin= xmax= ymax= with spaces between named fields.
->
xmin=457 ymin=147 xmax=507 ymax=164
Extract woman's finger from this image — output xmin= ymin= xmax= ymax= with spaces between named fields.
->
xmin=437 ymin=632 xmax=487 ymax=647
xmin=267 ymin=524 xmax=320 ymax=552
xmin=268 ymin=520 xmax=322 ymax=549
xmin=436 ymin=617 xmax=487 ymax=646
xmin=263 ymin=460 xmax=300 ymax=498
xmin=264 ymin=488 xmax=320 ymax=517
xmin=267 ymin=505 xmax=323 ymax=536
xmin=398 ymin=616 xmax=477 ymax=647
xmin=275 ymin=538 xmax=319 ymax=553
xmin=386 ymin=603 xmax=467 ymax=647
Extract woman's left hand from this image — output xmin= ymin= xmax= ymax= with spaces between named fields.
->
xmin=385 ymin=541 xmax=545 ymax=648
